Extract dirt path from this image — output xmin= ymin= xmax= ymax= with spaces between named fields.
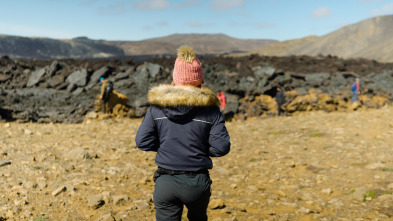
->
xmin=1 ymin=107 xmax=393 ymax=220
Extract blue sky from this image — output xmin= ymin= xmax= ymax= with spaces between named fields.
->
xmin=0 ymin=0 xmax=393 ymax=41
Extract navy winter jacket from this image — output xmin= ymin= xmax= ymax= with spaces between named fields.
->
xmin=135 ymin=84 xmax=231 ymax=171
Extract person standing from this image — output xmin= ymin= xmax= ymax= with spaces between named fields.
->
xmin=351 ymin=77 xmax=360 ymax=102
xmin=275 ymin=87 xmax=286 ymax=116
xmin=135 ymin=46 xmax=231 ymax=221
xmin=99 ymin=77 xmax=114 ymax=113
xmin=217 ymin=90 xmax=227 ymax=112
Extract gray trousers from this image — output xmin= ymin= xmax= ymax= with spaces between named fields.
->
xmin=351 ymin=90 xmax=359 ymax=102
xmin=153 ymin=173 xmax=212 ymax=221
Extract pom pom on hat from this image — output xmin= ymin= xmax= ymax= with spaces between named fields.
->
xmin=173 ymin=46 xmax=203 ymax=86
xmin=177 ymin=45 xmax=195 ymax=63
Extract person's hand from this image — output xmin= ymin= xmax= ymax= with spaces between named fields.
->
xmin=99 ymin=95 xmax=103 ymax=100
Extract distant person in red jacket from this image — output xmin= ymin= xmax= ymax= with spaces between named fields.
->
xmin=217 ymin=90 xmax=226 ymax=112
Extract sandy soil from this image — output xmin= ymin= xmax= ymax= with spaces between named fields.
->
xmin=1 ymin=107 xmax=393 ymax=220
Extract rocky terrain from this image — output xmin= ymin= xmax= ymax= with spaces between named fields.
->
xmin=1 ymin=46 xmax=393 ymax=220
xmin=1 ymin=105 xmax=393 ymax=220
xmin=1 ymin=54 xmax=393 ymax=124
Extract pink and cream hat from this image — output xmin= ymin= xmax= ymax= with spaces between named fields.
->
xmin=172 ymin=46 xmax=203 ymax=86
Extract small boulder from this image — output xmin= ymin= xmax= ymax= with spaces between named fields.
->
xmin=112 ymin=195 xmax=130 ymax=205
xmin=64 ymin=148 xmax=91 ymax=160
xmin=66 ymin=69 xmax=88 ymax=87
xmin=86 ymin=112 xmax=98 ymax=119
xmin=27 ymin=68 xmax=46 ymax=87
xmin=133 ymin=200 xmax=150 ymax=210
xmin=87 ymin=195 xmax=105 ymax=209
xmin=209 ymin=198 xmax=225 ymax=209
xmin=52 ymin=186 xmax=66 ymax=196
xmin=96 ymin=213 xmax=115 ymax=221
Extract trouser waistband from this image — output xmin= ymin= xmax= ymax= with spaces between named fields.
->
xmin=157 ymin=167 xmax=209 ymax=176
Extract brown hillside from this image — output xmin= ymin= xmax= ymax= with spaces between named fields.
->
xmin=235 ymin=15 xmax=393 ymax=63
xmin=292 ymin=15 xmax=393 ymax=62
xmin=355 ymin=35 xmax=393 ymax=62
xmin=105 ymin=33 xmax=277 ymax=56
xmin=230 ymin=36 xmax=319 ymax=57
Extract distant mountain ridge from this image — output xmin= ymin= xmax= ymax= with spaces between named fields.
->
xmin=105 ymin=34 xmax=277 ymax=56
xmin=1 ymin=14 xmax=393 ymax=62
xmin=235 ymin=14 xmax=393 ymax=63
xmin=0 ymin=34 xmax=276 ymax=60
xmin=0 ymin=35 xmax=125 ymax=59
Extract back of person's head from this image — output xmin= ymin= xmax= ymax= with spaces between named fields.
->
xmin=172 ymin=46 xmax=203 ymax=87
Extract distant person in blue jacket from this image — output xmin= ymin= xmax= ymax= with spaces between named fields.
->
xmin=351 ymin=77 xmax=360 ymax=102
xmin=135 ymin=46 xmax=231 ymax=221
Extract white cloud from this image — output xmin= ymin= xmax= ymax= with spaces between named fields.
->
xmin=227 ymin=21 xmax=247 ymax=27
xmin=359 ymin=0 xmax=382 ymax=3
xmin=97 ymin=1 xmax=127 ymax=15
xmin=174 ymin=0 xmax=201 ymax=9
xmin=370 ymin=2 xmax=393 ymax=16
xmin=156 ymin=21 xmax=168 ymax=27
xmin=187 ymin=22 xmax=213 ymax=28
xmin=133 ymin=0 xmax=169 ymax=11
xmin=79 ymin=0 xmax=100 ymax=6
xmin=310 ymin=7 xmax=332 ymax=19
xmin=211 ymin=0 xmax=244 ymax=11
xmin=143 ymin=25 xmax=153 ymax=30
xmin=227 ymin=20 xmax=275 ymax=29
xmin=237 ymin=9 xmax=252 ymax=18
xmin=256 ymin=22 xmax=275 ymax=29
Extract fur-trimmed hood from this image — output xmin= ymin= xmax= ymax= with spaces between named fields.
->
xmin=148 ymin=84 xmax=220 ymax=107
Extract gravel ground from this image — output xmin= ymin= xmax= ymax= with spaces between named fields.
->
xmin=1 ymin=106 xmax=393 ymax=220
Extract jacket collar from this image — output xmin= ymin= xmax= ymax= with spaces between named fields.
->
xmin=148 ymin=84 xmax=220 ymax=107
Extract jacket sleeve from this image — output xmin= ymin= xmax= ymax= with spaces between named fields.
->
xmin=208 ymin=111 xmax=231 ymax=157
xmin=135 ymin=107 xmax=160 ymax=152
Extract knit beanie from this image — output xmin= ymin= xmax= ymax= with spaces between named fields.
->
xmin=172 ymin=46 xmax=203 ymax=86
